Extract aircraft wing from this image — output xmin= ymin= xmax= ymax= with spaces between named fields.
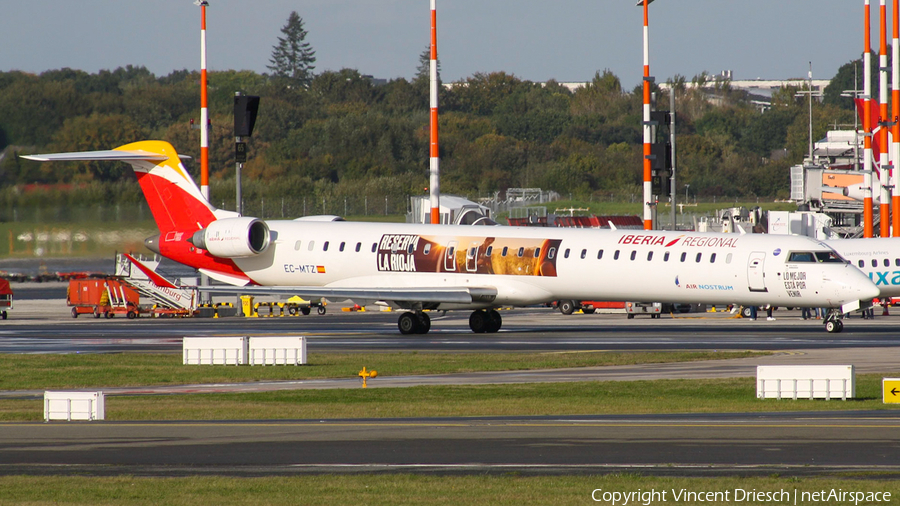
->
xmin=197 ymin=284 xmax=498 ymax=305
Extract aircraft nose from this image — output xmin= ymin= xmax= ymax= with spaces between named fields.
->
xmin=860 ymin=279 xmax=881 ymax=301
xmin=850 ymin=267 xmax=881 ymax=301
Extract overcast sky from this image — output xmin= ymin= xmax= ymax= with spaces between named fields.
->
xmin=0 ymin=1 xmax=866 ymax=88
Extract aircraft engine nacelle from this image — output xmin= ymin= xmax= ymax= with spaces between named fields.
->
xmin=190 ymin=217 xmax=271 ymax=258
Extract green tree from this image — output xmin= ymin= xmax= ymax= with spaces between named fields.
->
xmin=43 ymin=113 xmax=147 ymax=182
xmin=823 ymin=60 xmax=860 ymax=110
xmin=267 ymin=11 xmax=316 ymax=87
xmin=415 ymin=46 xmax=441 ymax=83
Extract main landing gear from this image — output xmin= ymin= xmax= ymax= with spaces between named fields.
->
xmin=398 ymin=311 xmax=431 ymax=335
xmin=396 ymin=309 xmax=503 ymax=335
xmin=468 ymin=309 xmax=502 ymax=333
xmin=823 ymin=309 xmax=844 ymax=334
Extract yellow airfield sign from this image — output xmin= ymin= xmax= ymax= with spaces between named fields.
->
xmin=883 ymin=378 xmax=900 ymax=404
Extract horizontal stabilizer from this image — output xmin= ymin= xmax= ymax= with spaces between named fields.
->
xmin=23 ymin=141 xmax=212 ymax=233
xmin=22 ymin=150 xmax=190 ymax=162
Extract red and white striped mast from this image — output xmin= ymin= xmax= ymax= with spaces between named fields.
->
xmin=864 ymin=0 xmax=875 ymax=238
xmin=639 ymin=0 xmax=653 ymax=230
xmin=892 ymin=0 xmax=900 ymax=236
xmin=879 ymin=0 xmax=891 ymax=237
xmin=198 ymin=0 xmax=210 ymax=202
xmin=428 ymin=0 xmax=441 ymax=224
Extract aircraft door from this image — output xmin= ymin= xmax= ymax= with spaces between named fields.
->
xmin=465 ymin=241 xmax=479 ymax=272
xmin=444 ymin=240 xmax=458 ymax=271
xmin=747 ymin=251 xmax=768 ymax=292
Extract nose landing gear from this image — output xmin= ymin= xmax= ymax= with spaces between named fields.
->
xmin=823 ymin=309 xmax=844 ymax=333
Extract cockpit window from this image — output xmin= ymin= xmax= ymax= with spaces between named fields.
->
xmin=814 ymin=251 xmax=846 ymax=263
xmin=787 ymin=252 xmax=815 ymax=262
xmin=789 ymin=251 xmax=846 ymax=263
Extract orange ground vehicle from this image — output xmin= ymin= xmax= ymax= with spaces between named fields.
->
xmin=0 ymin=279 xmax=12 ymax=320
xmin=67 ymin=278 xmax=141 ymax=319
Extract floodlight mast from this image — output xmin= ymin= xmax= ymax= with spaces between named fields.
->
xmin=638 ymin=0 xmax=654 ymax=230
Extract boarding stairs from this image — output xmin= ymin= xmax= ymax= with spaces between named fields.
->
xmin=115 ymin=253 xmax=198 ymax=311
xmin=847 ymin=214 xmax=880 ymax=239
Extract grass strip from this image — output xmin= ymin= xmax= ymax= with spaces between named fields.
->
xmin=0 ymin=351 xmax=762 ymax=391
xmin=0 ymin=474 xmax=897 ymax=505
xmin=3 ymin=375 xmax=898 ymax=422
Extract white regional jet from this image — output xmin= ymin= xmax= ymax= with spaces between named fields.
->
xmin=24 ymin=141 xmax=879 ymax=334
xmin=825 ymin=237 xmax=900 ymax=301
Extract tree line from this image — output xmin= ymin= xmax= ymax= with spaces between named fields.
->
xmin=0 ymin=33 xmax=860 ymax=211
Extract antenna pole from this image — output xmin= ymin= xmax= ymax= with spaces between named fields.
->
xmin=198 ymin=0 xmax=210 ymax=202
xmin=429 ymin=0 xmax=441 ymax=224
xmin=880 ymin=0 xmax=891 ymax=237
xmin=865 ymin=0 xmax=875 ymax=238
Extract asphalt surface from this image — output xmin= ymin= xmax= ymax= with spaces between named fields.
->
xmin=3 ymin=412 xmax=900 ymax=477
xmin=3 ymin=279 xmax=900 ymax=477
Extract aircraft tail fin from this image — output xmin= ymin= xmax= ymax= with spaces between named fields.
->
xmin=23 ymin=141 xmax=233 ymax=233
